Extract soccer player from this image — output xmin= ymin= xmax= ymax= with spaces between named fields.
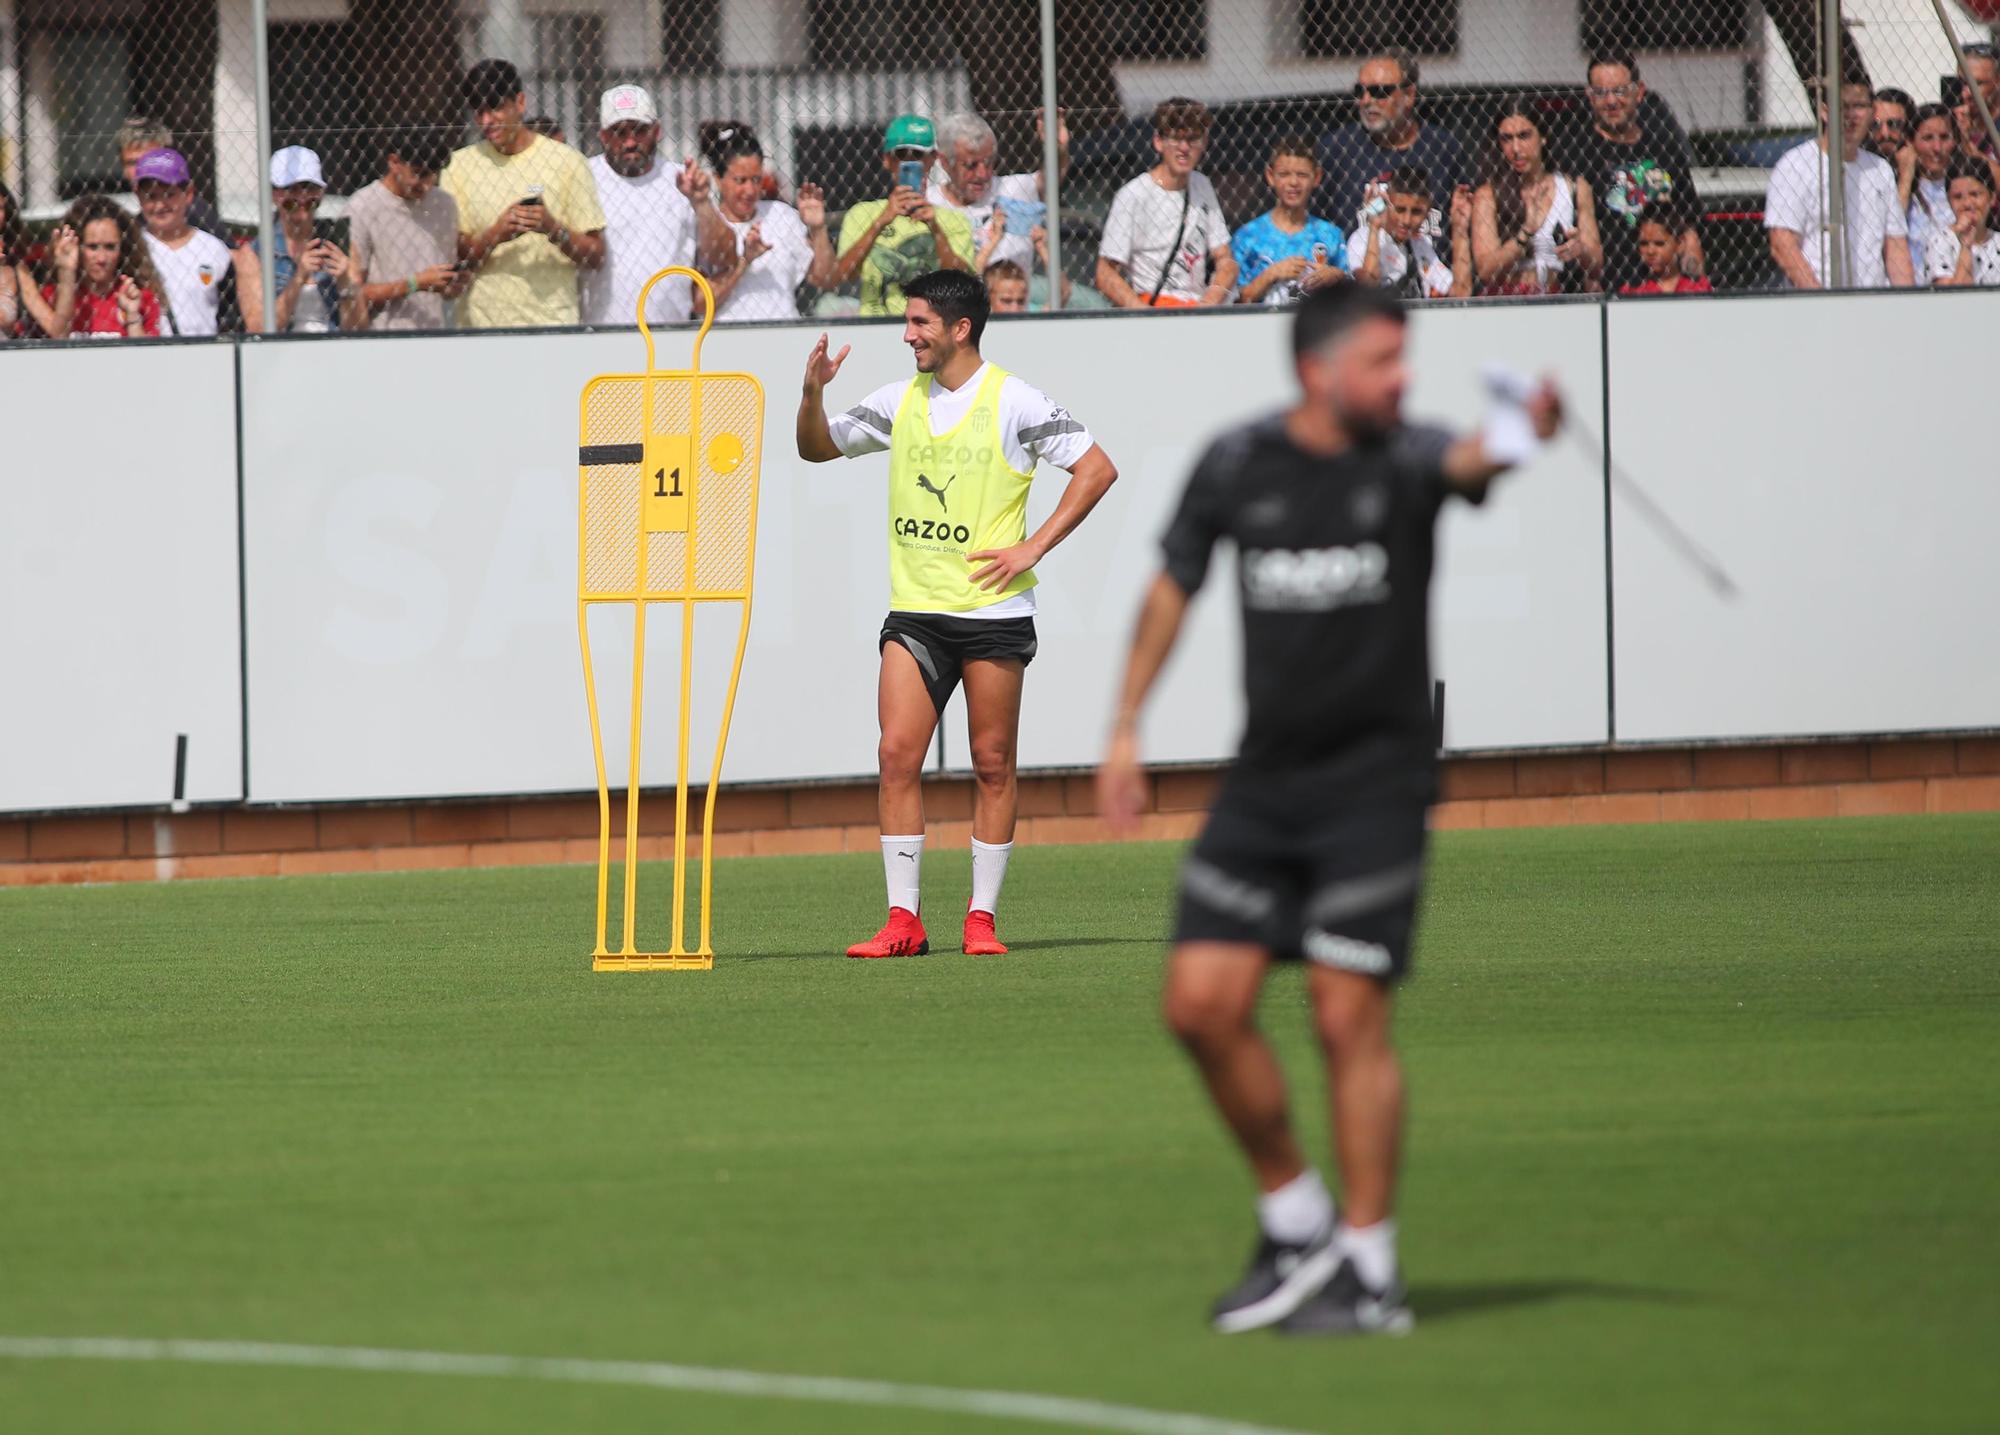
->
xmin=1096 ymin=284 xmax=1561 ymax=1334
xmin=796 ymin=269 xmax=1119 ymax=959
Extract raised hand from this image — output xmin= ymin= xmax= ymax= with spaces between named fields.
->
xmin=115 ymin=275 xmax=144 ymax=323
xmin=1035 ymin=107 xmax=1070 ymax=151
xmin=1450 ymin=185 xmax=1474 ymax=232
xmin=796 ymin=183 xmax=826 ymax=230
xmin=742 ymin=223 xmax=771 ymax=265
xmin=676 ymin=158 xmax=713 ymax=205
xmin=803 ymin=331 xmax=851 ymax=394
xmin=52 ymin=226 xmax=79 ymax=277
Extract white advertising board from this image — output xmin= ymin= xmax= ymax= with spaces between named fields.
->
xmin=1607 ymin=292 xmax=2000 ymax=742
xmin=0 ymin=342 xmax=243 ymax=812
xmin=240 ymin=304 xmax=1607 ymax=804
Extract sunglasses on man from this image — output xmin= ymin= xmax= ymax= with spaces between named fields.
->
xmin=1353 ymin=82 xmax=1407 ymax=99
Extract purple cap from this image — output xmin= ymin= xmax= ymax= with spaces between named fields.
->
xmin=133 ymin=147 xmax=191 ymax=186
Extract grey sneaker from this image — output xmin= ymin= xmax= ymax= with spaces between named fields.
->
xmin=1209 ymin=1222 xmax=1340 ymax=1334
xmin=1277 ymin=1256 xmax=1414 ymax=1336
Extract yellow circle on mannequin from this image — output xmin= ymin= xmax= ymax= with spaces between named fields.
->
xmin=708 ymin=433 xmax=744 ymax=474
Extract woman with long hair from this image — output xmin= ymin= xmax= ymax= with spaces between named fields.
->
xmin=19 ymin=194 xmax=163 ymax=339
xmin=1898 ymin=103 xmax=1958 ymax=267
xmin=1472 ymin=97 xmax=1601 ymax=294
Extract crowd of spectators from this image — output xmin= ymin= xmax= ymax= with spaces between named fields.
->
xmin=4 ymin=41 xmax=1996 ymax=343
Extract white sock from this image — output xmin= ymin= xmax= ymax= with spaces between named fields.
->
xmin=1256 ymin=1168 xmax=1334 ymax=1245
xmin=1337 ymin=1219 xmax=1398 ymax=1290
xmin=969 ymin=838 xmax=1013 ymax=916
xmin=882 ymin=835 xmax=924 ymax=914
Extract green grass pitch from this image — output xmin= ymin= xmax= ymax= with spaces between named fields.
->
xmin=2 ymin=814 xmax=1997 ymax=1433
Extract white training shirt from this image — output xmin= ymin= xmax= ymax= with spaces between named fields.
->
xmin=714 ymin=200 xmax=813 ymax=323
xmin=1344 ymin=225 xmax=1454 ymax=297
xmin=581 ymin=154 xmax=697 ymax=325
xmin=826 ymin=362 xmax=1097 ymax=619
xmin=143 ymin=226 xmax=234 ymax=336
xmin=929 ymin=171 xmax=1041 ymax=272
xmin=1098 ymin=171 xmax=1230 ymax=303
xmin=1763 ymin=141 xmax=1906 ymax=288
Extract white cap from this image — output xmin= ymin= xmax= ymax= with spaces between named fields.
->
xmin=600 ymin=84 xmax=658 ymax=129
xmin=270 ymin=145 xmax=326 ymax=189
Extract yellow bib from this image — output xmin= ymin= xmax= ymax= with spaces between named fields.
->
xmin=885 ymin=366 xmax=1037 ymax=613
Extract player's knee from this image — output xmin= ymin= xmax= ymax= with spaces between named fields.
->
xmin=969 ymin=741 xmax=1015 ymax=789
xmin=1312 ymin=983 xmax=1390 ymax=1057
xmin=877 ymin=733 xmax=928 ymax=783
xmin=1162 ymin=981 xmax=1247 ymax=1048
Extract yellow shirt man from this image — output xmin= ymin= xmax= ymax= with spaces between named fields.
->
xmin=444 ymin=133 xmax=606 ymax=327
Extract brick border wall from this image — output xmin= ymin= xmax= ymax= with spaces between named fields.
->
xmin=4 ymin=736 xmax=1998 ymax=887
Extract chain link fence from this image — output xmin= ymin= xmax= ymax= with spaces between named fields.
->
xmin=2 ymin=0 xmax=1994 ymax=340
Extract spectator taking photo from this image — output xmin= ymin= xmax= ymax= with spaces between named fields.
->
xmin=261 ymin=146 xmax=368 ymax=333
xmin=444 ymin=57 xmax=607 ymax=329
xmin=833 ymin=114 xmax=975 ymax=318
xmin=1096 ymin=97 xmax=1237 ymax=309
xmin=349 ymin=130 xmax=465 ymax=331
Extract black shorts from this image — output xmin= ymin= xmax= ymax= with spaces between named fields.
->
xmin=1173 ymin=757 xmax=1434 ymax=982
xmin=880 ymin=610 xmax=1038 ymax=714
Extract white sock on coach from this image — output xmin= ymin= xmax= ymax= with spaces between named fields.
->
xmin=1257 ymin=1168 xmax=1335 ymax=1245
xmin=969 ymin=838 xmax=1012 ymax=916
xmin=1337 ymin=1218 xmax=1398 ymax=1290
xmin=882 ymin=835 xmax=924 ymax=914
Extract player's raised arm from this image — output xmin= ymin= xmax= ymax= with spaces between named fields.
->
xmin=1098 ymin=572 xmax=1194 ymax=834
xmin=795 ymin=332 xmax=851 ymax=463
xmin=1441 ymin=368 xmax=1565 ymax=490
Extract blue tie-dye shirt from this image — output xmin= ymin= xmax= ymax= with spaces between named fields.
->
xmin=1230 ymin=212 xmax=1348 ymax=305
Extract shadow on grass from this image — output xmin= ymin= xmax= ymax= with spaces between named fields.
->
xmin=1412 ymin=1280 xmax=1702 ymax=1323
xmin=708 ymin=937 xmax=1142 ymax=962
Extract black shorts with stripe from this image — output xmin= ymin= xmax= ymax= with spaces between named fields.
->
xmin=880 ymin=610 xmax=1038 ymax=714
xmin=1173 ymin=747 xmax=1434 ymax=982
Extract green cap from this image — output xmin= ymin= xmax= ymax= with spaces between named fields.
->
xmin=883 ymin=113 xmax=935 ymax=152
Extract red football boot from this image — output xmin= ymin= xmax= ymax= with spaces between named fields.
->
xmin=962 ymin=908 xmax=1009 ymax=956
xmin=846 ymin=907 xmax=929 ymax=959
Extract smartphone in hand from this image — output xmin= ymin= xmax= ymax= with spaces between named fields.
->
xmin=896 ymin=159 xmax=926 ymax=195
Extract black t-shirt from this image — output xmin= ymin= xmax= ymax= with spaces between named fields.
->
xmin=1161 ymin=413 xmax=1478 ymax=775
xmin=1318 ymin=124 xmax=1472 ymax=239
xmin=1551 ymin=123 xmax=1699 ymax=291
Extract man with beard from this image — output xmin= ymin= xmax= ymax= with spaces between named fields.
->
xmin=1318 ymin=48 xmax=1469 ymax=242
xmin=581 ymin=83 xmax=738 ymax=326
xmin=444 ymin=58 xmax=606 ymax=329
xmin=1098 ymin=284 xmax=1563 ymax=1336
xmin=1551 ymin=50 xmax=1704 ymax=293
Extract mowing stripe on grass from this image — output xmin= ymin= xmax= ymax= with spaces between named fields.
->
xmin=0 ymin=1336 xmax=1317 ymax=1435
